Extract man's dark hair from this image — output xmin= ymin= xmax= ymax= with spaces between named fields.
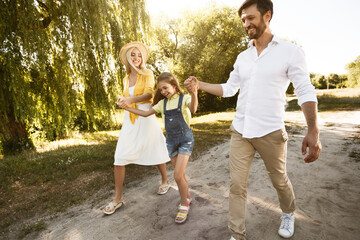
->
xmin=238 ymin=0 xmax=273 ymax=21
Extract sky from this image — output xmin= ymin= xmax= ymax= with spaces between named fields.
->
xmin=145 ymin=0 xmax=360 ymax=75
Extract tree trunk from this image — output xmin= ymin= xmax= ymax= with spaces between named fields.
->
xmin=0 ymin=113 xmax=35 ymax=156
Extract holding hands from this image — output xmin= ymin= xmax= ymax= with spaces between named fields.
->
xmin=184 ymin=76 xmax=199 ymax=94
xmin=117 ymin=97 xmax=130 ymax=109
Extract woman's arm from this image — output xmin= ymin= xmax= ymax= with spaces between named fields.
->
xmin=119 ymin=101 xmax=156 ymax=117
xmin=118 ymin=93 xmax=152 ymax=106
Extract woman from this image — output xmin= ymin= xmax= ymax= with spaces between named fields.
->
xmin=103 ymin=42 xmax=170 ymax=215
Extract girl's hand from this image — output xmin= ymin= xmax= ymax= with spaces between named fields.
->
xmin=118 ymin=100 xmax=129 ymax=109
xmin=117 ymin=97 xmax=125 ymax=104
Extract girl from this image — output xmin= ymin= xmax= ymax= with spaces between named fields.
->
xmin=118 ymin=72 xmax=198 ymax=223
xmin=103 ymin=42 xmax=170 ymax=215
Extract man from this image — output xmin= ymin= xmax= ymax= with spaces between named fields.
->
xmin=184 ymin=0 xmax=322 ymax=239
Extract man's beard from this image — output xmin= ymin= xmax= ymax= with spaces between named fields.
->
xmin=247 ymin=18 xmax=266 ymax=39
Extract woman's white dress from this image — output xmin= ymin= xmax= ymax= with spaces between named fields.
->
xmin=114 ymin=86 xmax=170 ymax=166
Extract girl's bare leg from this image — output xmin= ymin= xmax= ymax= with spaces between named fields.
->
xmin=172 ymin=154 xmax=190 ymax=206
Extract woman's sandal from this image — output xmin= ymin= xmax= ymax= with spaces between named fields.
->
xmin=175 ymin=204 xmax=190 ymax=223
xmin=157 ymin=181 xmax=170 ymax=195
xmin=103 ymin=200 xmax=123 ymax=215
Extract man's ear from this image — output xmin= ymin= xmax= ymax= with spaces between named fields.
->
xmin=264 ymin=10 xmax=272 ymax=23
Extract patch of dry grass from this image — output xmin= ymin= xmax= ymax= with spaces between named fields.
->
xmin=286 ymin=88 xmax=360 ymax=111
xmin=315 ymin=88 xmax=360 ymax=97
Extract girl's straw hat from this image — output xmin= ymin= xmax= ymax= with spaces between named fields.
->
xmin=119 ymin=42 xmax=149 ymax=66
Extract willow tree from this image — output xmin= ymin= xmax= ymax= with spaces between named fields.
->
xmin=0 ymin=0 xmax=149 ymax=155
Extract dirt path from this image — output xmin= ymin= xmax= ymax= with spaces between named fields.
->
xmin=30 ymin=111 xmax=360 ymax=240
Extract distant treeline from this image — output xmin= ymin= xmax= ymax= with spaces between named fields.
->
xmin=286 ymin=73 xmax=350 ymax=95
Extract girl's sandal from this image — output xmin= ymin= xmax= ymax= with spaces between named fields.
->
xmin=187 ymin=193 xmax=192 ymax=205
xmin=178 ymin=193 xmax=192 ymax=209
xmin=175 ymin=205 xmax=190 ymax=223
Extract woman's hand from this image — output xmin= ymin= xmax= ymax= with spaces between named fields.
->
xmin=117 ymin=97 xmax=131 ymax=109
xmin=117 ymin=97 xmax=132 ymax=106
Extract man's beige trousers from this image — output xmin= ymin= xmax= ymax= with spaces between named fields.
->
xmin=228 ymin=125 xmax=296 ymax=240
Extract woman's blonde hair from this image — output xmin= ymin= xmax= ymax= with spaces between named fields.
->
xmin=119 ymin=42 xmax=149 ymax=75
xmin=153 ymin=72 xmax=184 ymax=105
xmin=125 ymin=47 xmax=147 ymax=75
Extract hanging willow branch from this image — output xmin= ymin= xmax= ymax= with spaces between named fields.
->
xmin=36 ymin=0 xmax=51 ymax=28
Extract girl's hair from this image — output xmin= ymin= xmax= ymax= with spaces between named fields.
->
xmin=153 ymin=72 xmax=184 ymax=105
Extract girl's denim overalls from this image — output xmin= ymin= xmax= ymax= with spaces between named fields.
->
xmin=164 ymin=94 xmax=194 ymax=158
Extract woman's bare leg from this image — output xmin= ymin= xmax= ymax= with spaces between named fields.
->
xmin=157 ymin=163 xmax=168 ymax=184
xmin=113 ymin=165 xmax=125 ymax=202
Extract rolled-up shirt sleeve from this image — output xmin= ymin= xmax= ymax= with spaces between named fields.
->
xmin=288 ymin=46 xmax=317 ymax=106
xmin=221 ymin=57 xmax=241 ymax=98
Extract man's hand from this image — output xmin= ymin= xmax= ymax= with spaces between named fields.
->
xmin=184 ymin=76 xmax=199 ymax=93
xmin=300 ymin=101 xmax=322 ymax=163
xmin=302 ymin=131 xmax=322 ymax=163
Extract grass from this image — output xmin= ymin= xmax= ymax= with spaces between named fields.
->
xmin=18 ymin=221 xmax=47 ymax=239
xmin=191 ymin=119 xmax=232 ymax=159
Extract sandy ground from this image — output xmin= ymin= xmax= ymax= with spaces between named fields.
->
xmin=30 ymin=111 xmax=359 ymax=240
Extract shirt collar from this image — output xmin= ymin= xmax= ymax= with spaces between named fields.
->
xmin=168 ymin=93 xmax=179 ymax=101
xmin=248 ymin=34 xmax=280 ymax=48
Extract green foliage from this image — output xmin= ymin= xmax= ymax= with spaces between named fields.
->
xmin=327 ymin=74 xmax=348 ymax=88
xmin=149 ymin=6 xmax=249 ymax=112
xmin=310 ymin=72 xmax=349 ymax=89
xmin=0 ymin=0 xmax=149 ymax=154
xmin=286 ymin=83 xmax=294 ymax=94
xmin=311 ymin=73 xmax=328 ymax=89
xmin=346 ymin=55 xmax=360 ymax=88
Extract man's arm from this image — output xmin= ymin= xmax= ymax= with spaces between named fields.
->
xmin=184 ymin=77 xmax=223 ymax=97
xmin=198 ymin=81 xmax=223 ymax=97
xmin=301 ymin=101 xmax=322 ymax=163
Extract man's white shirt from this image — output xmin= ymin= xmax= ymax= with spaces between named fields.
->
xmin=221 ymin=35 xmax=317 ymax=138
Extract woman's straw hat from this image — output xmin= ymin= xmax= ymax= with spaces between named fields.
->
xmin=119 ymin=42 xmax=149 ymax=66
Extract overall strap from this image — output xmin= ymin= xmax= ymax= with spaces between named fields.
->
xmin=177 ymin=94 xmax=184 ymax=111
xmin=163 ymin=98 xmax=168 ymax=113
